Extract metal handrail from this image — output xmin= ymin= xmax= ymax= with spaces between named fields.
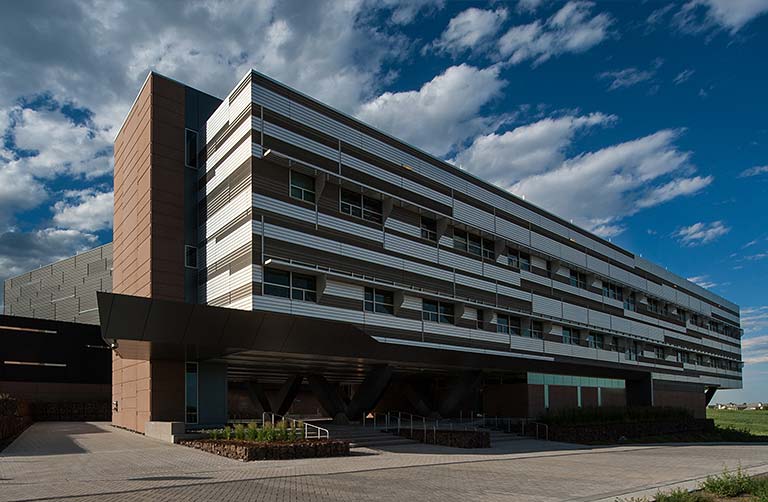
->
xmin=533 ymin=422 xmax=549 ymax=441
xmin=262 ymin=412 xmax=329 ymax=440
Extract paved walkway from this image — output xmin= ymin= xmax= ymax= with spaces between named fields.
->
xmin=2 ymin=422 xmax=768 ymax=502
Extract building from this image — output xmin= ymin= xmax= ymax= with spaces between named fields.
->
xmin=4 ymin=70 xmax=743 ymax=434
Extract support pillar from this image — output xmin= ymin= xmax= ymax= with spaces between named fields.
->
xmin=438 ymin=371 xmax=482 ymax=417
xmin=307 ymin=374 xmax=348 ymax=421
xmin=246 ymin=380 xmax=272 ymax=413
xmin=273 ymin=374 xmax=303 ymax=416
xmin=346 ymin=366 xmax=392 ymax=419
xmin=705 ymin=387 xmax=717 ymax=406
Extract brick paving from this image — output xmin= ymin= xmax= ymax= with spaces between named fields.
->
xmin=2 ymin=422 xmax=768 ymax=502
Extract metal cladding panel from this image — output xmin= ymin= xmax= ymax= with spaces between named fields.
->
xmin=610 ymin=315 xmax=631 ymax=334
xmin=319 ymin=214 xmax=384 ymax=243
xmin=532 ymin=294 xmax=562 ymax=317
xmin=562 ymin=303 xmax=588 ymax=324
xmin=263 ymin=223 xmax=343 ymax=255
xmin=424 ymin=321 xmax=471 ymax=339
xmin=253 ymin=193 xmax=314 ymax=226
xmin=438 ymin=249 xmax=483 ymax=276
xmin=689 ymin=296 xmax=702 ymax=313
xmin=661 ymin=284 xmax=678 ymax=302
xmin=461 ymin=306 xmax=478 ymax=319
xmin=531 ymin=232 xmax=561 ymax=256
xmin=385 ymin=234 xmax=437 ymax=262
xmin=586 ymin=255 xmax=611 ymax=276
xmin=364 ymin=312 xmax=421 ymax=331
xmin=473 ymin=331 xmax=508 ymax=345
xmin=495 ymin=217 xmax=530 ymax=246
xmin=628 ymin=272 xmax=646 ymax=290
xmin=438 ymin=235 xmax=452 ymax=247
xmin=341 ymin=243 xmax=404 ymax=270
xmin=646 ymin=281 xmax=663 ymax=297
xmin=342 ymin=153 xmax=402 ymax=187
xmin=252 ymin=85 xmax=290 ymax=115
xmin=207 ymin=117 xmax=251 ymax=168
xmin=544 ymin=341 xmax=573 ymax=357
xmin=510 ymin=336 xmax=545 ymax=352
xmin=252 ymin=265 xmax=263 ymax=283
xmin=630 ymin=320 xmax=651 ymax=337
xmin=205 ymin=101 xmax=230 ymax=144
xmin=455 ymin=273 xmax=494 ymax=293
xmin=497 ymin=284 xmax=532 ymax=302
xmin=401 ymin=295 xmax=422 ymax=311
xmin=264 ymin=122 xmax=338 ymax=161
xmin=385 ymin=217 xmax=420 ymax=239
xmin=520 ymin=270 xmax=551 ymax=287
xmin=401 ymin=178 xmax=452 ymax=206
xmin=588 ymin=310 xmax=611 ymax=329
xmin=484 ymin=263 xmax=520 ymax=286
xmin=453 ymin=199 xmax=494 ymax=232
xmin=290 ymin=103 xmax=358 ymax=145
xmin=561 ymin=246 xmax=587 ymax=268
xmin=403 ymin=261 xmax=454 ymax=282
xmin=604 ymin=297 xmax=624 ymax=310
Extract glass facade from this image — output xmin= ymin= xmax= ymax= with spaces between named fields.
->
xmin=527 ymin=372 xmax=625 ymax=389
xmin=185 ymin=362 xmax=198 ymax=424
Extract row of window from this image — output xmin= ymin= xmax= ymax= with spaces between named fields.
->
xmin=260 ymin=268 xmax=739 ymax=371
xmin=284 ymin=169 xmax=738 ymax=338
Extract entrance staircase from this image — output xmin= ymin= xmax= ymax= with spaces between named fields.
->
xmin=323 ymin=423 xmax=418 ymax=449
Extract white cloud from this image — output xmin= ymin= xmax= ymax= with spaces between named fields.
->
xmin=635 ymin=175 xmax=713 ymax=208
xmin=740 ymin=307 xmax=768 ymax=365
xmin=687 ymin=275 xmax=717 ymax=289
xmin=516 ymin=0 xmax=550 ymax=13
xmin=0 ymin=165 xmax=47 ymax=230
xmin=742 ymin=307 xmax=768 ymax=334
xmin=674 ymin=0 xmax=768 ymax=35
xmin=674 ymin=220 xmax=730 ymax=246
xmin=432 ymin=7 xmax=508 ymax=54
xmin=597 ymin=58 xmax=663 ymax=91
xmin=452 ymin=112 xmax=615 ymax=183
xmin=52 ymin=189 xmax=114 ymax=232
xmin=374 ymin=0 xmax=445 ymax=25
xmin=498 ymin=1 xmax=613 ymax=66
xmin=739 ymin=165 xmax=768 ymax=177
xmin=506 ymin=129 xmax=707 ymax=234
xmin=673 ymin=69 xmax=695 ymax=85
xmin=356 ymin=64 xmax=507 ymax=156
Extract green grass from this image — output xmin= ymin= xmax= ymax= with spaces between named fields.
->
xmin=707 ymin=409 xmax=768 ymax=436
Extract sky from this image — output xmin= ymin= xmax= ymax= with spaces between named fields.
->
xmin=0 ymin=0 xmax=766 ymax=403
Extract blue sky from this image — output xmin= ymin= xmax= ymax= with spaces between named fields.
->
xmin=0 ymin=0 xmax=766 ymax=402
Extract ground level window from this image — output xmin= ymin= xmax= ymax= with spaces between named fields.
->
xmin=364 ymin=287 xmax=394 ymax=314
xmin=185 ymin=362 xmax=198 ymax=424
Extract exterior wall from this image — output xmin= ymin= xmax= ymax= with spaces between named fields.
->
xmin=195 ymin=70 xmax=741 ymax=394
xmin=3 ymin=244 xmax=112 ymax=325
xmin=653 ymin=380 xmax=706 ymax=419
xmin=112 ymin=353 xmax=151 ymax=433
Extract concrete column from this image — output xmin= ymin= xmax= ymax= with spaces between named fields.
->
xmin=438 ymin=371 xmax=482 ymax=417
xmin=273 ymin=374 xmax=303 ymax=416
xmin=346 ymin=366 xmax=393 ymax=419
xmin=246 ymin=380 xmax=272 ymax=413
xmin=307 ymin=374 xmax=348 ymax=421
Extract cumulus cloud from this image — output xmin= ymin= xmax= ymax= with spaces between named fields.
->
xmin=356 ymin=64 xmax=507 ymax=156
xmin=739 ymin=165 xmax=768 ymax=178
xmin=432 ymin=7 xmax=508 ymax=54
xmin=674 ymin=221 xmax=730 ymax=246
xmin=498 ymin=1 xmax=613 ymax=65
xmin=452 ymin=112 xmax=615 ymax=183
xmin=674 ymin=0 xmax=768 ymax=35
xmin=597 ymin=58 xmax=664 ymax=91
xmin=52 ymin=189 xmax=114 ymax=232
xmin=505 ymin=129 xmax=708 ymax=235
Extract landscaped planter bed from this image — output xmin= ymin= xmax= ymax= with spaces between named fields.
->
xmin=396 ymin=429 xmax=490 ymax=448
xmin=179 ymin=438 xmax=350 ymax=461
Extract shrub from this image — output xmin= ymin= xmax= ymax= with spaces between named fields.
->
xmin=699 ymin=466 xmax=753 ymax=497
xmin=223 ymin=426 xmax=231 ymax=440
xmin=209 ymin=429 xmax=220 ymax=440
xmin=262 ymin=422 xmax=275 ymax=442
xmin=234 ymin=423 xmax=246 ymax=440
xmin=276 ymin=420 xmax=288 ymax=441
xmin=246 ymin=422 xmax=258 ymax=441
xmin=654 ymin=488 xmax=711 ymax=502
xmin=754 ymin=478 xmax=768 ymax=502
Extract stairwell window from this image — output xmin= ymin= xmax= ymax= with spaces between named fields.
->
xmin=364 ymin=287 xmax=394 ymax=315
xmin=340 ymin=188 xmax=382 ymax=223
xmin=290 ymin=171 xmax=316 ymax=203
xmin=185 ymin=129 xmax=198 ymax=169
xmin=422 ymin=299 xmax=453 ymax=323
xmin=421 ymin=216 xmax=437 ymax=241
xmin=508 ymin=249 xmax=531 ymax=271
xmin=264 ymin=269 xmax=316 ymax=302
xmin=184 ymin=245 xmax=198 ymax=269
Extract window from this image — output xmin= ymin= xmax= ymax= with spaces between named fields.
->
xmin=184 ymin=245 xmax=198 ymax=269
xmin=421 ymin=216 xmax=437 ymax=241
xmin=655 ymin=346 xmax=666 ymax=360
xmin=527 ymin=320 xmax=544 ymax=339
xmin=422 ymin=299 xmax=454 ymax=323
xmin=624 ymin=292 xmax=636 ymax=312
xmin=290 ymin=171 xmax=316 ymax=203
xmin=364 ymin=287 xmax=394 ymax=315
xmin=562 ymin=327 xmax=580 ymax=345
xmin=602 ymin=281 xmax=623 ymax=301
xmin=185 ymin=362 xmax=198 ymax=424
xmin=625 ymin=341 xmax=638 ymax=361
xmin=453 ymin=229 xmax=495 ymax=259
xmin=508 ymin=249 xmax=531 ymax=271
xmin=185 ymin=129 xmax=198 ymax=169
xmin=496 ymin=314 xmax=520 ymax=336
xmin=264 ymin=269 xmax=316 ymax=302
xmin=647 ymin=298 xmax=660 ymax=314
xmin=586 ymin=332 xmax=603 ymax=349
xmin=569 ymin=270 xmax=587 ymax=289
xmin=340 ymin=188 xmax=382 ymax=223
xmin=476 ymin=309 xmax=484 ymax=330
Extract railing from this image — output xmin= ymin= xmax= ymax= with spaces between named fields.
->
xmin=262 ymin=412 xmax=330 ymax=440
xmin=533 ymin=422 xmax=549 ymax=441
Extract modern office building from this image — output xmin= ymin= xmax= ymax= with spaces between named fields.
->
xmin=4 ymin=71 xmax=743 ymax=434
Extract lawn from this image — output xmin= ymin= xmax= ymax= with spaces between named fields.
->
xmin=707 ymin=408 xmax=768 ymax=436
